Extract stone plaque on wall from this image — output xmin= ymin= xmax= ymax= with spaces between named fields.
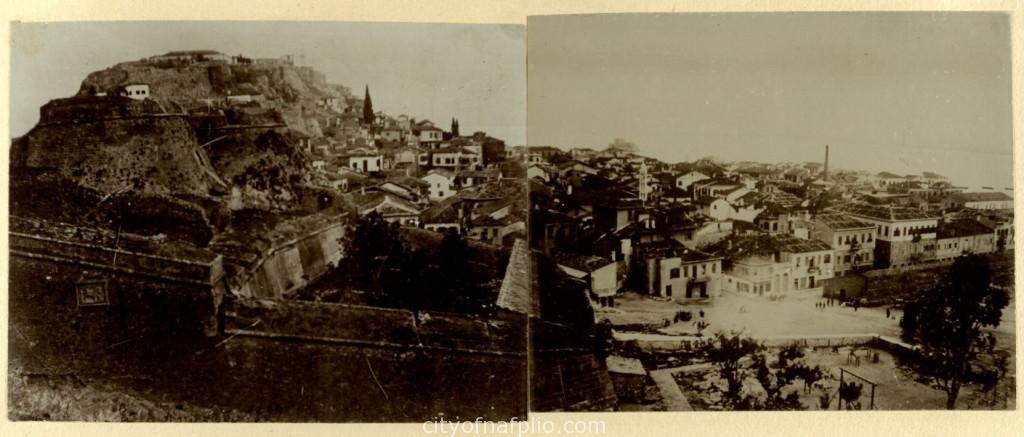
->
xmin=76 ymin=281 xmax=109 ymax=307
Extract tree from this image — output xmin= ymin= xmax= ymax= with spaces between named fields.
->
xmin=749 ymin=346 xmax=807 ymax=410
xmin=703 ymin=332 xmax=762 ymax=409
xmin=703 ymin=333 xmax=821 ymax=410
xmin=341 ymin=212 xmax=405 ymax=289
xmin=450 ymin=118 xmax=460 ymax=137
xmin=899 ymin=254 xmax=1010 ymax=409
xmin=362 ymin=84 xmax=374 ymax=125
xmin=435 ymin=229 xmax=475 ymax=308
xmin=385 ymin=247 xmax=430 ymax=311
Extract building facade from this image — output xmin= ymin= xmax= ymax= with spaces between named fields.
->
xmin=844 ymin=205 xmax=939 ymax=268
xmin=810 ymin=214 xmax=877 ymax=275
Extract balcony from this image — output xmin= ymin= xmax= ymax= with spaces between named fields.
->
xmin=807 ymin=266 xmax=820 ymax=274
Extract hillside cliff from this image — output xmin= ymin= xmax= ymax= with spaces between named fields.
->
xmin=78 ymin=60 xmax=347 ymax=105
xmin=11 ymin=54 xmax=351 ymax=246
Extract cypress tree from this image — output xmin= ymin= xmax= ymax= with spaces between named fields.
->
xmin=362 ymin=85 xmax=374 ymax=125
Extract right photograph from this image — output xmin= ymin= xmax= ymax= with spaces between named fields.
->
xmin=527 ymin=12 xmax=1014 ymax=411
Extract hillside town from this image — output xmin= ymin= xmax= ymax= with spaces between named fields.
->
xmin=9 ymin=48 xmax=527 ymax=422
xmin=528 ymin=140 xmax=1015 ymax=412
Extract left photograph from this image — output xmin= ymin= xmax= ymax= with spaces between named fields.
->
xmin=8 ymin=21 xmax=528 ymax=422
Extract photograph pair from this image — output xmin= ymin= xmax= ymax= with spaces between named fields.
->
xmin=7 ymin=12 xmax=1015 ymax=422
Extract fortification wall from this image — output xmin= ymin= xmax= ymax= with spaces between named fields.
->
xmin=16 ymin=110 xmax=212 ymax=197
xmin=8 ymin=234 xmax=225 ymax=376
xmin=223 ymin=298 xmax=526 ymax=354
xmin=9 ymin=238 xmax=526 ymax=421
xmin=232 ymin=221 xmax=344 ymax=299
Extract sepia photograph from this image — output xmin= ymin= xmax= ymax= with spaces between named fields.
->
xmin=4 ymin=4 xmax=1023 ymax=436
xmin=8 ymin=21 xmax=528 ymax=422
xmin=527 ymin=12 xmax=1015 ymax=412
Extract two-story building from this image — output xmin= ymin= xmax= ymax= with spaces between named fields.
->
xmin=935 ymin=219 xmax=997 ymax=261
xmin=634 ymin=239 xmax=722 ymax=301
xmin=421 ymin=169 xmax=457 ymax=201
xmin=716 ymin=235 xmax=834 ymax=296
xmin=843 ymin=204 xmax=939 ymax=268
xmin=431 ymin=147 xmax=482 ymax=170
xmin=944 ymin=192 xmax=1013 ymax=211
xmin=412 ymin=122 xmax=444 ymax=149
xmin=810 ymin=214 xmax=877 ymax=275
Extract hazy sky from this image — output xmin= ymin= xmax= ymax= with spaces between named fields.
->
xmin=10 ymin=21 xmax=526 ymax=144
xmin=528 ymin=13 xmax=1013 ymax=190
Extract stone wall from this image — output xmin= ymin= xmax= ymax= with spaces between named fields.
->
xmin=223 ymin=298 xmax=527 ymax=354
xmin=530 ymin=320 xmax=618 ymax=412
xmin=232 ymin=221 xmax=344 ymax=299
xmin=14 ymin=106 xmax=212 ymax=197
xmin=8 ymin=231 xmax=225 ymax=376
xmin=9 ymin=226 xmax=527 ymax=421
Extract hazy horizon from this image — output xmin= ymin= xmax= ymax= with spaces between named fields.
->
xmin=10 ymin=21 xmax=526 ymax=145
xmin=528 ymin=13 xmax=1013 ymax=191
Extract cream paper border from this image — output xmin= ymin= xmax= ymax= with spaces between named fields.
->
xmin=1 ymin=1 xmax=1022 ymax=436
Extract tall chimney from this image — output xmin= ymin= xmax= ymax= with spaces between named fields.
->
xmin=824 ymin=144 xmax=829 ymax=181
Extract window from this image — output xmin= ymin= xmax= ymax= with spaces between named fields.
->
xmin=824 ymin=254 xmax=831 ymax=263
xmin=670 ymin=268 xmax=680 ymax=279
xmin=712 ymin=263 xmax=717 ymax=273
xmin=796 ymin=257 xmax=801 ymax=267
xmin=666 ymin=285 xmax=672 ymax=297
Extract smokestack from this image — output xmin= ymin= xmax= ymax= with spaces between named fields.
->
xmin=824 ymin=144 xmax=829 ymax=181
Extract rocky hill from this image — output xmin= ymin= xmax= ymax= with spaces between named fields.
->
xmin=10 ymin=53 xmax=352 ymax=246
xmin=78 ymin=58 xmax=347 ymax=106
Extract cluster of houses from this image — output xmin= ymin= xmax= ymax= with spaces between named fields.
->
xmin=311 ymin=114 xmax=506 ymax=178
xmin=315 ymin=104 xmax=524 ymax=248
xmin=88 ymin=50 xmax=525 ymax=249
xmin=529 ymin=144 xmax=1014 ymax=308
